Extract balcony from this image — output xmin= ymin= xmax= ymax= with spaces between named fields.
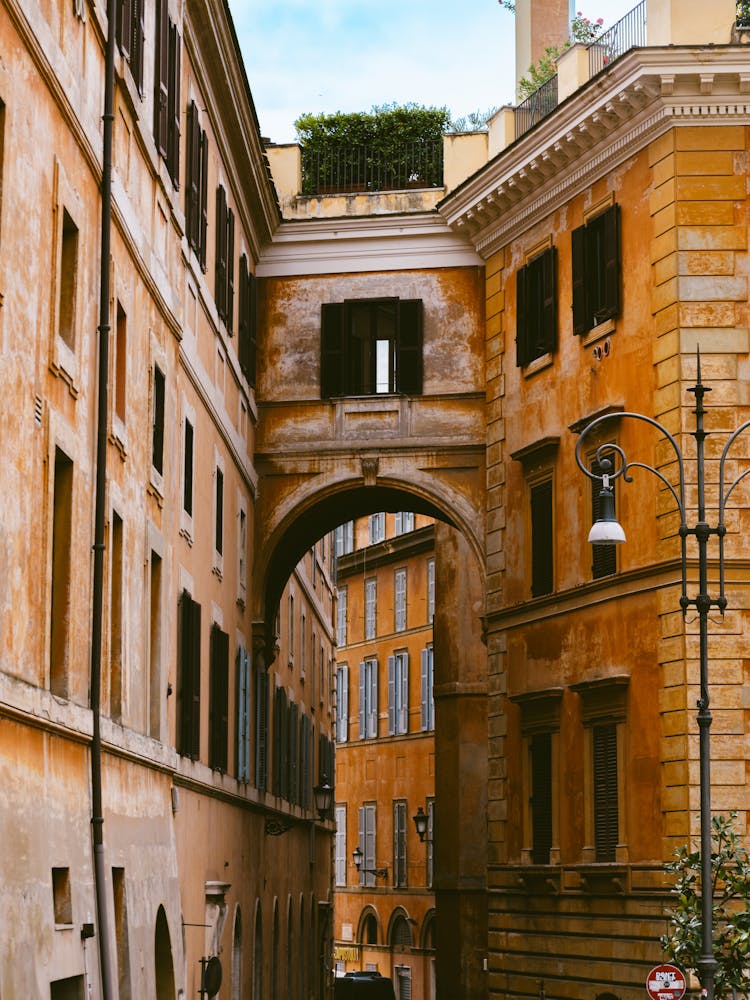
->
xmin=300 ymin=140 xmax=443 ymax=196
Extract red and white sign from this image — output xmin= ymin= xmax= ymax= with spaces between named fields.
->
xmin=646 ymin=964 xmax=686 ymax=1000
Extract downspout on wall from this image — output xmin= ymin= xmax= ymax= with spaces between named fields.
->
xmin=90 ymin=0 xmax=117 ymax=994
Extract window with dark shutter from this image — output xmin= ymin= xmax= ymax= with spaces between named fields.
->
xmin=288 ymin=701 xmax=299 ymax=804
xmin=572 ymin=204 xmax=621 ymax=335
xmin=238 ymin=256 xmax=258 ymax=387
xmin=186 ymin=102 xmax=203 ymax=257
xmin=593 ymin=722 xmax=618 ymax=862
xmin=166 ymin=19 xmax=180 ymax=187
xmin=516 ymin=246 xmax=557 ymax=366
xmin=182 ymin=419 xmax=193 ymax=516
xmin=530 ymin=732 xmax=553 ymax=864
xmin=591 ymin=454 xmax=617 ymax=579
xmin=530 ymin=478 xmax=553 ymax=597
xmin=209 ymin=624 xmax=229 ymax=772
xmin=214 ymin=467 xmax=223 ymax=556
xmin=152 ymin=365 xmax=165 ymax=475
xmin=177 ymin=590 xmax=201 ymax=760
xmin=215 ymin=186 xmax=234 ymax=332
xmin=255 ymin=664 xmax=268 ymax=790
xmin=236 ymin=646 xmax=250 ymax=782
xmin=320 ymin=298 xmax=423 ymax=398
xmin=154 ymin=0 xmax=180 ymax=187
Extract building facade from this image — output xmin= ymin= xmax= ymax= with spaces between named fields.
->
xmin=332 ymin=514 xmax=437 ymax=998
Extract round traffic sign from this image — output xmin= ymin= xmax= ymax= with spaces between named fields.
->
xmin=646 ymin=964 xmax=686 ymax=1000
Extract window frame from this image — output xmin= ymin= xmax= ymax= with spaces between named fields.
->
xmin=572 ymin=202 xmax=621 ymax=337
xmin=388 ymin=651 xmax=409 ymax=736
xmin=394 ymin=567 xmax=407 ymax=632
xmin=393 ymin=800 xmax=408 ymax=888
xmin=516 ymin=244 xmax=557 ymax=367
xmin=359 ymin=657 xmax=378 ymax=739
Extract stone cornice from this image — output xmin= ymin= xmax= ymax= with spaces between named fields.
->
xmin=256 ymin=212 xmax=483 ymax=277
xmin=439 ymin=46 xmax=750 ymax=259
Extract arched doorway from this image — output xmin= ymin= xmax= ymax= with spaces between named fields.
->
xmin=231 ymin=905 xmax=242 ymax=1000
xmin=154 ymin=905 xmax=175 ymax=1000
xmin=253 ymin=900 xmax=263 ymax=999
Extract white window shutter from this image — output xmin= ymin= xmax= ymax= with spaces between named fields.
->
xmin=388 ymin=656 xmax=396 ymax=735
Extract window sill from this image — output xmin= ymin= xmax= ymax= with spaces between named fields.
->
xmin=522 ymin=352 xmax=553 ymax=378
xmin=581 ymin=317 xmax=615 ymax=348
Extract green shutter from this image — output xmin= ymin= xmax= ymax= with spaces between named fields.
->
xmin=396 ymin=299 xmax=423 ymax=394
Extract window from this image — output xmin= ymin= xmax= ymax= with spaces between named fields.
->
xmin=336 ymin=665 xmax=349 ymax=742
xmin=182 ymin=418 xmax=194 ymax=517
xmin=530 ymin=477 xmax=553 ymax=597
xmin=109 ymin=511 xmax=123 ymax=724
xmin=185 ymin=101 xmax=208 ymax=270
xmin=288 ymin=593 xmax=294 ymax=661
xmin=238 ymin=506 xmax=247 ymax=600
xmin=272 ymin=686 xmax=288 ymax=798
xmin=530 ymin=732 xmax=553 ymax=864
xmin=591 ymin=453 xmax=617 ymax=579
xmin=255 ymin=661 xmax=269 ymax=790
xmin=369 ymin=512 xmax=385 ymax=545
xmin=112 ymin=867 xmax=132 ymax=998
xmin=153 ymin=0 xmax=180 ymax=186
xmin=359 ymin=658 xmax=378 ymax=739
xmin=335 ymin=521 xmax=353 ymax=556
xmin=393 ymin=801 xmax=407 ymax=888
xmin=58 ymin=209 xmax=79 ymax=351
xmin=335 ymin=806 xmax=347 ymax=886
xmin=148 ymin=551 xmax=162 ymax=740
xmin=214 ymin=467 xmax=224 ymax=558
xmin=593 ymin=723 xmax=618 ymax=862
xmin=238 ymin=255 xmax=257 ymax=387
xmin=516 ymin=246 xmax=557 ymax=366
xmin=426 ymin=799 xmax=435 ymax=888
xmin=152 ymin=365 xmax=165 ymax=476
xmin=215 ymin=185 xmax=235 ymax=332
xmin=358 ymin=803 xmax=377 ymax=887
xmin=420 ymin=647 xmax=434 ymax=731
xmin=177 ymin=590 xmax=201 ymax=759
xmin=394 ymin=511 xmax=414 ymax=535
xmin=394 ymin=568 xmax=406 ymax=632
xmin=116 ymin=0 xmax=144 ymax=93
xmin=336 ymin=587 xmax=347 ymax=647
xmin=427 ymin=557 xmax=435 ymax=622
xmin=114 ymin=302 xmax=127 ymax=423
xmin=572 ymin=203 xmax=621 ymax=335
xmin=395 ymin=966 xmax=412 ymax=999
xmin=388 ymin=652 xmax=409 ymax=736
xmin=365 ymin=578 xmax=377 ymax=640
xmin=299 ymin=712 xmax=311 ymax=809
xmin=320 ymin=297 xmax=423 ymax=397
xmin=287 ymin=700 xmax=299 ymax=804
xmin=391 ymin=918 xmax=413 ymax=949
xmin=300 ymin=612 xmax=306 ymax=676
xmin=52 ymin=867 xmax=72 ymax=925
xmin=50 ymin=447 xmax=73 ymax=698
xmin=236 ymin=645 xmax=251 ymax=782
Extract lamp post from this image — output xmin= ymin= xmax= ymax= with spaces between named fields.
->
xmin=574 ymin=354 xmax=750 ymax=1000
xmin=313 ymin=782 xmax=333 ymax=821
xmin=412 ymin=806 xmax=429 ymax=843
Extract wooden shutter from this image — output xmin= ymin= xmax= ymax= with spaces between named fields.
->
xmin=368 ymin=660 xmax=378 ymax=739
xmin=420 ymin=649 xmax=430 ymax=731
xmin=132 ymin=0 xmax=145 ymax=94
xmin=199 ymin=131 xmax=209 ymax=271
xmin=226 ymin=209 xmax=235 ymax=335
xmin=396 ymin=299 xmax=423 ymax=394
xmin=530 ymin=732 xmax=553 ymax=864
xmin=178 ymin=590 xmax=201 ymax=760
xmin=387 ymin=656 xmax=396 ymax=735
xmin=359 ymin=661 xmax=366 ymax=738
xmin=288 ymin=700 xmax=299 ymax=804
xmin=255 ymin=665 xmax=268 ymax=790
xmin=335 ymin=806 xmax=347 ymax=886
xmin=153 ymin=0 xmax=169 ymax=157
xmin=236 ymin=646 xmax=250 ymax=782
xmin=321 ymin=302 xmax=347 ymax=398
xmin=530 ymin=479 xmax=553 ymax=597
xmin=271 ymin=687 xmax=281 ymax=796
xmin=365 ymin=804 xmax=376 ymax=888
xmin=399 ymin=653 xmax=409 ymax=735
xmin=215 ymin=187 xmax=227 ymax=321
xmin=209 ymin=624 xmax=229 ymax=773
xmin=516 ymin=263 xmax=528 ymax=366
xmin=601 ymin=203 xmax=621 ymax=323
xmin=117 ymin=0 xmax=131 ymax=60
xmin=357 ymin=807 xmax=366 ymax=886
xmin=593 ymin=722 xmax=619 ymax=862
xmin=167 ymin=19 xmax=180 ymax=187
xmin=300 ymin=714 xmax=310 ymax=809
xmin=540 ymin=246 xmax=557 ymax=355
xmin=571 ymin=223 xmax=588 ymax=335
xmin=186 ymin=102 xmax=200 ymax=251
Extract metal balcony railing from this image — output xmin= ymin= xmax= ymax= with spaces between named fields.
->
xmin=300 ymin=140 xmax=443 ymax=196
xmin=738 ymin=0 xmax=750 ymax=28
xmin=514 ymin=74 xmax=559 ymax=140
xmin=588 ymin=0 xmax=647 ymax=77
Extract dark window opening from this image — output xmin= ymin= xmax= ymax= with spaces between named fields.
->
xmin=50 ymin=447 xmax=73 ymax=697
xmin=530 ymin=732 xmax=552 ymax=864
xmin=214 ymin=467 xmax=224 ymax=556
xmin=183 ymin=419 xmax=193 ymax=516
xmin=154 ymin=0 xmax=180 ymax=187
xmin=59 ymin=209 xmax=79 ymax=350
xmin=215 ymin=185 xmax=235 ymax=332
xmin=516 ymin=246 xmax=557 ymax=366
xmin=593 ymin=722 xmax=618 ymax=862
xmin=530 ymin=478 xmax=553 ymax=598
xmin=185 ymin=101 xmax=208 ymax=270
xmin=320 ymin=298 xmax=423 ymax=397
xmin=52 ymin=867 xmax=72 ymax=924
xmin=177 ymin=590 xmax=201 ymax=759
xmin=152 ymin=365 xmax=165 ymax=475
xmin=572 ymin=203 xmax=621 ymax=335
xmin=238 ymin=255 xmax=257 ymax=387
xmin=116 ymin=0 xmax=144 ymax=93
xmin=209 ymin=623 xmax=229 ymax=772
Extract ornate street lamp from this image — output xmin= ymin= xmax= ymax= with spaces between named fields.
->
xmin=352 ymin=845 xmax=388 ymax=881
xmin=412 ymin=806 xmax=429 ymax=843
xmin=575 ymin=353 xmax=750 ymax=1000
xmin=313 ymin=782 xmax=333 ymax=820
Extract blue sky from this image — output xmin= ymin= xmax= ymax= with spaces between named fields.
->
xmin=230 ymin=1 xmax=643 ymax=144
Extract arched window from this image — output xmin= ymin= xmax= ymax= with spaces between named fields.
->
xmin=421 ymin=911 xmax=435 ymax=951
xmin=287 ymin=897 xmax=294 ymax=998
xmin=231 ymin=905 xmax=242 ymax=1000
xmin=271 ymin=899 xmax=279 ymax=1000
xmin=299 ymin=896 xmax=306 ymax=999
xmin=357 ymin=908 xmax=379 ymax=945
xmin=154 ymin=905 xmax=176 ymax=1000
xmin=253 ymin=901 xmax=263 ymax=1000
xmin=390 ymin=913 xmax=413 ymax=949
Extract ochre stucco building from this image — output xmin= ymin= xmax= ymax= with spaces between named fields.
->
xmin=3 ymin=0 xmax=750 ymax=998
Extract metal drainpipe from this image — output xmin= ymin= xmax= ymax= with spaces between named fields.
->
xmin=90 ymin=0 xmax=117 ymax=994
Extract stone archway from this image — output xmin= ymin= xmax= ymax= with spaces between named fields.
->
xmin=154 ymin=905 xmax=176 ymax=1000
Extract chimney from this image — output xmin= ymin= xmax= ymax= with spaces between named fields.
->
xmin=515 ymin=0 xmax=572 ymax=99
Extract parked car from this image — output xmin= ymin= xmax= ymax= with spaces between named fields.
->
xmin=334 ymin=971 xmax=397 ymax=999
